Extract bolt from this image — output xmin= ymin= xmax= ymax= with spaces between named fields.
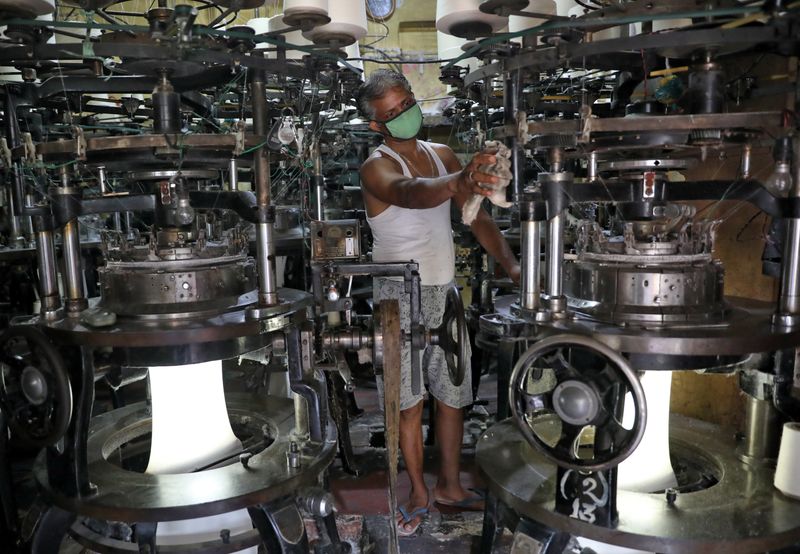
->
xmin=666 ymin=488 xmax=678 ymax=505
xmin=287 ymin=441 xmax=301 ymax=469
xmin=239 ymin=452 xmax=253 ymax=468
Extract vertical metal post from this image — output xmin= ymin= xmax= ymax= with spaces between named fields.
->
xmin=520 ymin=202 xmax=540 ymax=311
xmin=312 ymin=138 xmax=324 ymax=221
xmin=545 ymin=214 xmax=564 ymax=299
xmin=228 ymin=158 xmax=238 ymax=192
xmin=34 ymin=217 xmax=61 ymax=317
xmin=588 ymin=151 xmax=598 ymax=181
xmin=540 ymin=164 xmax=570 ymax=314
xmin=58 ymin=168 xmax=87 ymax=314
xmin=741 ymin=144 xmax=752 ymax=179
xmin=250 ymin=63 xmax=279 ymax=306
xmin=776 ymin=139 xmax=800 ymax=325
xmin=741 ymin=395 xmax=781 ymax=461
xmin=504 ymin=71 xmax=521 ymax=203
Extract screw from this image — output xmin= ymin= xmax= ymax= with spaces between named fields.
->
xmin=239 ymin=452 xmax=253 ymax=468
xmin=220 ymin=529 xmax=230 ymax=544
xmin=288 ymin=441 xmax=301 ymax=469
xmin=666 ymin=488 xmax=678 ymax=505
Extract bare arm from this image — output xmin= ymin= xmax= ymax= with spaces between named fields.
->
xmin=434 ymin=144 xmax=521 ymax=282
xmin=359 ymin=150 xmax=499 ymax=210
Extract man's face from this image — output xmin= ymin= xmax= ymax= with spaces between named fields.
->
xmin=368 ymin=86 xmax=416 ymax=136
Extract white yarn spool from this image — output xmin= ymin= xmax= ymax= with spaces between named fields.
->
xmin=283 ymin=0 xmax=328 ymax=20
xmin=342 ymin=42 xmax=364 ymax=79
xmin=302 ymin=0 xmax=367 ymax=46
xmin=618 ymin=371 xmax=677 ymax=494
xmin=437 ymin=32 xmax=478 ymax=73
xmin=0 ymin=0 xmax=53 ymax=17
xmin=554 ymin=0 xmax=577 ymax=16
xmin=775 ymin=422 xmax=800 ymax=500
xmin=508 ymin=0 xmax=556 ymax=45
xmin=568 ymin=5 xmax=622 ymax=41
xmin=436 ymin=0 xmax=508 ymax=39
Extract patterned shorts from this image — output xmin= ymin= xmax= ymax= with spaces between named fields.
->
xmin=374 ymin=277 xmax=473 ymax=411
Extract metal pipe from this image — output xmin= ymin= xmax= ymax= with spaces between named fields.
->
xmin=62 ymin=219 xmax=86 ymax=313
xmin=520 ymin=218 xmax=540 ymax=310
xmin=256 ymin=221 xmax=278 ymax=305
xmin=504 ymin=71 xmax=521 ymax=202
xmin=250 ymin=64 xmax=279 ymax=306
xmin=228 ymin=158 xmax=238 ymax=192
xmin=34 ymin=225 xmax=60 ymax=315
xmin=777 ymin=139 xmax=800 ymax=320
xmin=741 ymin=144 xmax=752 ymax=179
xmin=312 ymin=138 xmax=324 ymax=221
xmin=741 ymin=395 xmax=781 ymax=461
xmin=588 ymin=151 xmax=598 ymax=181
xmin=545 ymin=212 xmax=564 ymax=299
xmin=97 ymin=165 xmax=108 ymax=195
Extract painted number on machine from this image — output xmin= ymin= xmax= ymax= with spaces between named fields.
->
xmin=560 ymin=470 xmax=609 ymax=525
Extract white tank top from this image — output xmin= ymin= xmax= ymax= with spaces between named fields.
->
xmin=365 ymin=141 xmax=455 ymax=286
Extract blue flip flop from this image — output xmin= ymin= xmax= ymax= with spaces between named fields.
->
xmin=433 ymin=489 xmax=485 ymax=510
xmin=396 ymin=504 xmax=429 ymax=536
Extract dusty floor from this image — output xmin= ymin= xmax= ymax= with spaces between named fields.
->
xmin=324 ymin=375 xmax=515 ymax=553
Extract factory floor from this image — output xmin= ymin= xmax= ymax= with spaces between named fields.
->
xmin=324 ymin=375 xmax=515 ymax=553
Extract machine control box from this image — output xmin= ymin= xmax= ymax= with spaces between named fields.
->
xmin=311 ymin=219 xmax=361 ymax=261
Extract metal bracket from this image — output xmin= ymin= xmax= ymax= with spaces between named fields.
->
xmin=0 ymin=139 xmax=10 ymax=169
xmin=22 ymin=132 xmax=36 ymax=164
xmin=233 ymin=119 xmax=246 ymax=157
xmin=71 ymin=126 xmax=86 ymax=161
xmin=516 ymin=110 xmax=529 ymax=145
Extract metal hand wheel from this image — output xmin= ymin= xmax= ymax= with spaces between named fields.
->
xmin=509 ymin=334 xmax=646 ymax=472
xmin=429 ymin=285 xmax=469 ymax=386
xmin=0 ymin=325 xmax=72 ymax=448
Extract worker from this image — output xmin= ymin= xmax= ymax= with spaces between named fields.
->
xmin=357 ymin=69 xmax=520 ymax=536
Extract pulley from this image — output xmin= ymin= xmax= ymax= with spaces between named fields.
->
xmin=0 ymin=325 xmax=72 ymax=448
xmin=429 ymin=285 xmax=469 ymax=387
xmin=509 ymin=334 xmax=646 ymax=471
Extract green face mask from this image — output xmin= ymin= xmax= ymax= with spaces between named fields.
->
xmin=383 ymin=102 xmax=422 ymax=140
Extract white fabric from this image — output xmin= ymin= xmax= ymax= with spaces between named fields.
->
xmin=366 ymin=142 xmax=455 ymax=286
xmin=618 ymin=371 xmax=677 ymax=493
xmin=147 ymin=362 xmax=256 ymax=553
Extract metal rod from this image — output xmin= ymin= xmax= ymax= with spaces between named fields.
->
xmin=741 ymin=144 xmax=752 ymax=179
xmin=777 ymin=139 xmax=800 ymax=320
xmin=62 ymin=218 xmax=86 ymax=313
xmin=35 ymin=226 xmax=60 ymax=316
xmin=97 ymin=165 xmax=108 ymax=195
xmin=742 ymin=395 xmax=781 ymax=461
xmin=588 ymin=151 xmax=598 ymax=181
xmin=312 ymin=138 xmax=324 ymax=221
xmin=545 ymin=212 xmax=564 ymax=299
xmin=520 ymin=219 xmax=540 ymax=310
xmin=504 ymin=71 xmax=521 ymax=202
xmin=228 ymin=158 xmax=238 ymax=192
xmin=250 ymin=64 xmax=279 ymax=306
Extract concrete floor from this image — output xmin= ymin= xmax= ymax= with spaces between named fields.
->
xmin=325 ymin=376 xmax=515 ymax=553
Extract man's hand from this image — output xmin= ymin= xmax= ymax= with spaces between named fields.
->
xmin=449 ymin=148 xmax=499 ymax=197
xmin=509 ymin=263 xmax=521 ymax=284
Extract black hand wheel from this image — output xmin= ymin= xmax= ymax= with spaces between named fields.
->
xmin=430 ymin=286 xmax=469 ymax=386
xmin=509 ymin=334 xmax=646 ymax=472
xmin=0 ymin=325 xmax=72 ymax=448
